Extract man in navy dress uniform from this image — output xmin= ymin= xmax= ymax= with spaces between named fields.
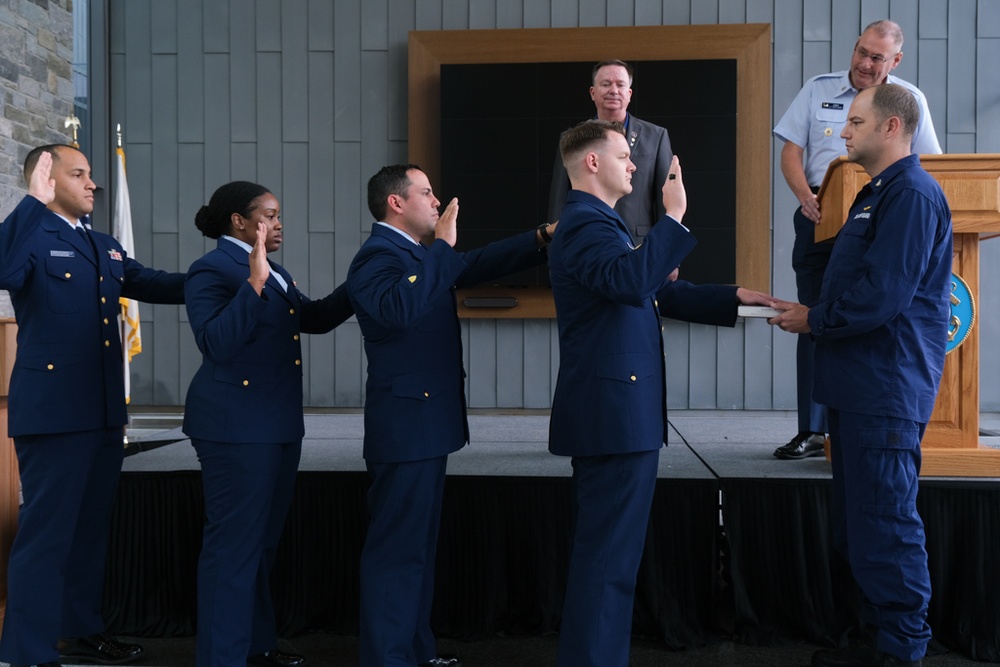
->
xmin=347 ymin=165 xmax=553 ymax=667
xmin=0 ymin=145 xmax=185 ymax=667
xmin=548 ymin=120 xmax=774 ymax=667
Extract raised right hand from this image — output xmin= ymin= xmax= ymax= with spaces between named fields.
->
xmin=435 ymin=197 xmax=459 ymax=247
xmin=28 ymin=151 xmax=56 ymax=205
xmin=661 ymin=155 xmax=686 ymax=223
xmin=247 ymin=221 xmax=269 ymax=294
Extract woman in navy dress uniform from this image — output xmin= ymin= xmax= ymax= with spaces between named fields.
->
xmin=182 ymin=181 xmax=353 ymax=667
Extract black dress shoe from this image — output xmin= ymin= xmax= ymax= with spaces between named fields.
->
xmin=418 ymin=655 xmax=462 ymax=667
xmin=58 ymin=634 xmax=143 ymax=665
xmin=773 ymin=432 xmax=826 ymax=459
xmin=248 ymin=649 xmax=307 ymax=667
xmin=812 ymin=646 xmax=922 ymax=667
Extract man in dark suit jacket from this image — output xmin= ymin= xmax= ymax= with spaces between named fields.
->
xmin=548 ymin=59 xmax=672 ymax=243
xmin=548 ymin=120 xmax=773 ymax=667
xmin=347 ymin=165 xmax=553 ymax=667
xmin=0 ymin=145 xmax=185 ymax=667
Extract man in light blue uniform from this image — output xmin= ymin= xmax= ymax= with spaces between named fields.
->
xmin=771 ymin=84 xmax=952 ymax=667
xmin=772 ymin=19 xmax=941 ymax=459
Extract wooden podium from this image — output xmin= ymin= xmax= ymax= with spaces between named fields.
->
xmin=815 ymin=154 xmax=1000 ymax=476
xmin=0 ymin=319 xmax=18 ymax=630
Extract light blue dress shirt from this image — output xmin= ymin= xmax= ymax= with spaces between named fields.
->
xmin=773 ymin=70 xmax=942 ymax=188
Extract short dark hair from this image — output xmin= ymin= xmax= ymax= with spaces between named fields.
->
xmin=367 ymin=164 xmax=421 ymax=221
xmin=591 ymin=59 xmax=633 ymax=87
xmin=559 ymin=119 xmax=626 ymax=169
xmin=870 ymin=84 xmax=919 ymax=137
xmin=23 ymin=144 xmax=79 ymax=182
xmin=194 ymin=180 xmax=272 ymax=239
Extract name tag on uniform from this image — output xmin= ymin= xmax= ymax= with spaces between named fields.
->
xmin=107 ymin=249 xmax=123 ymax=261
xmin=821 ymin=102 xmax=844 ymax=110
xmin=50 ymin=250 xmax=75 ymax=257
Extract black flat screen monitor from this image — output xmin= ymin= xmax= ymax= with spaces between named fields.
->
xmin=440 ymin=59 xmax=738 ymax=288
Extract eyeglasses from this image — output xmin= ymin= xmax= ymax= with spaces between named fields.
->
xmin=854 ymin=44 xmax=898 ymax=65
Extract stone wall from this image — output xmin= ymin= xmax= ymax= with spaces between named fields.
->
xmin=0 ymin=0 xmax=76 ymax=317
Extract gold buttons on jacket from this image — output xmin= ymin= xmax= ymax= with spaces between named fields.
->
xmin=424 ymin=391 xmax=430 ymax=397
xmin=101 ymin=296 xmax=106 ymax=304
xmin=105 ymin=340 xmax=111 ymax=347
xmin=293 ymin=334 xmax=300 ymax=341
xmin=289 ymin=308 xmax=295 ymax=315
xmin=99 ymin=276 xmax=104 ymax=282
xmin=242 ymin=380 xmax=249 ymax=386
xmin=630 ymin=375 xmax=637 ymax=382
xmin=64 ymin=272 xmax=71 ymax=279
xmin=295 ymin=359 xmax=301 ymax=366
xmin=46 ymin=363 xmax=54 ymax=370
xmin=103 ymin=318 xmax=109 ymax=325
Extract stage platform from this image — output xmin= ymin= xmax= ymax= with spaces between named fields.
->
xmin=104 ymin=410 xmax=1000 ymax=663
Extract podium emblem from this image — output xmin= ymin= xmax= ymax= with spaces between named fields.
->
xmin=947 ymin=272 xmax=975 ymax=354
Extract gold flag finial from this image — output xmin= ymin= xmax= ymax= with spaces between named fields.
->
xmin=64 ymin=113 xmax=81 ymax=148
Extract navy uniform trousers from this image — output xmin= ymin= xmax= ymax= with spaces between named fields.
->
xmin=827 ymin=409 xmax=931 ymax=662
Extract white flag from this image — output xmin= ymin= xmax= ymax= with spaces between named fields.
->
xmin=113 ymin=144 xmax=141 ymax=404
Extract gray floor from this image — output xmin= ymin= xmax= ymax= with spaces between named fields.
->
xmin=10 ymin=410 xmax=994 ymax=667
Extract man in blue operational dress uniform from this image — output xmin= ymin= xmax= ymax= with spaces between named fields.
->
xmin=547 ymin=119 xmax=775 ymax=667
xmin=347 ymin=164 xmax=554 ymax=667
xmin=771 ymin=84 xmax=952 ymax=667
xmin=772 ymin=19 xmax=941 ymax=460
xmin=0 ymin=146 xmax=185 ymax=667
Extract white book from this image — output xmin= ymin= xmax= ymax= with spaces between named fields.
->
xmin=738 ymin=305 xmax=781 ymax=319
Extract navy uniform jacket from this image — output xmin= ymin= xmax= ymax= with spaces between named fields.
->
xmin=347 ymin=224 xmax=545 ymax=463
xmin=548 ymin=190 xmax=739 ymax=457
xmin=0 ymin=196 xmax=184 ymax=437
xmin=549 ymin=115 xmax=672 ymax=242
xmin=183 ymin=239 xmax=353 ymax=443
xmin=809 ymin=154 xmax=952 ymax=423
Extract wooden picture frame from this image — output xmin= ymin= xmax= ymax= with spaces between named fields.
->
xmin=408 ymin=24 xmax=772 ymax=317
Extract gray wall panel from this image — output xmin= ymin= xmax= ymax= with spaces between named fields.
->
xmin=230 ymin=5 xmax=257 ymax=142
xmin=104 ymin=0 xmax=1000 ymax=413
xmin=123 ymin=0 xmax=152 ymax=144
xmin=692 ymin=0 xmax=720 ymax=24
xmin=470 ymin=0 xmax=498 ymax=29
xmin=256 ymin=53 xmax=283 ymax=189
xmin=497 ymin=0 xmax=523 ymax=28
xmin=524 ymin=0 xmax=552 ymax=28
xmin=151 ymin=55 xmax=179 ymax=235
xmin=281 ymin=142 xmax=310 ymax=279
xmin=310 ymin=0 xmax=336 ymax=51
xmin=151 ymin=0 xmax=177 ymax=54
xmin=177 ymin=0 xmax=205 ymax=144
xmin=717 ymin=323 xmax=746 ymax=409
xmin=203 ymin=0 xmax=229 ymax=53
xmin=360 ymin=51 xmax=391 ymax=195
xmin=664 ymin=324 xmax=690 ymax=409
xmin=231 ymin=143 xmax=258 ymax=184
xmin=334 ymin=1 xmax=362 ymax=142
xmin=257 ymin=0 xmax=283 ymax=53
xmin=282 ymin=0 xmax=310 ymax=143
xmin=496 ymin=320 xmax=525 ymax=408
xmin=947 ymin=0 xmax=977 ymax=134
xmin=203 ymin=54 xmax=232 ymax=185
xmin=361 ymin=2 xmax=388 ymax=50
xmin=978 ymin=38 xmax=1000 ymax=151
xmin=468 ymin=320 xmax=498 ymax=407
